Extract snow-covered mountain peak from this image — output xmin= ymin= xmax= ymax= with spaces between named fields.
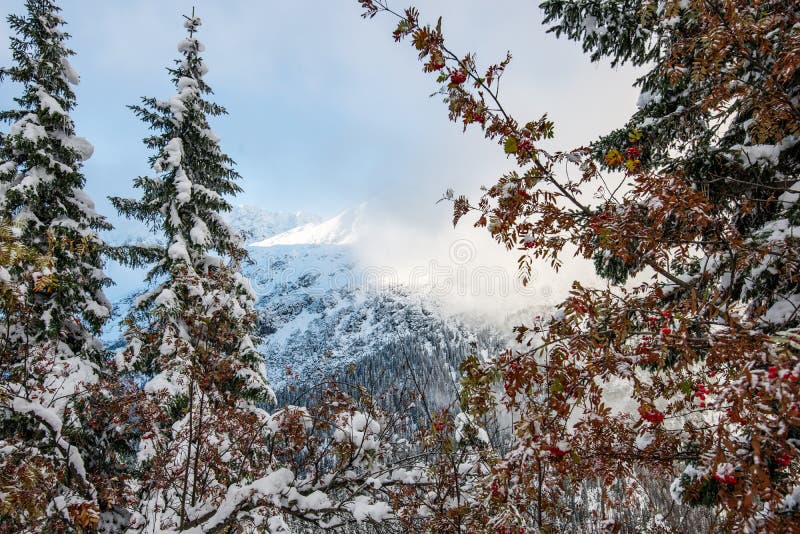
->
xmin=104 ymin=204 xmax=324 ymax=248
xmin=228 ymin=204 xmax=323 ymax=244
xmin=250 ymin=204 xmax=364 ymax=247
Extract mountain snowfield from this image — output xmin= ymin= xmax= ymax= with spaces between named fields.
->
xmin=250 ymin=203 xmax=363 ymax=247
xmin=105 ymin=204 xmax=513 ymax=406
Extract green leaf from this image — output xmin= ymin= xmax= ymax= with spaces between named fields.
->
xmin=550 ymin=378 xmax=565 ymax=393
xmin=628 ymin=129 xmax=643 ymax=142
xmin=504 ymin=137 xmax=518 ymax=154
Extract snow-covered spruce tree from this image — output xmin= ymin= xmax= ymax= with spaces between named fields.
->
xmin=0 ymin=2 xmax=129 ymax=532
xmin=112 ymin=16 xmax=421 ymax=532
xmin=109 ymin=14 xmax=287 ymax=531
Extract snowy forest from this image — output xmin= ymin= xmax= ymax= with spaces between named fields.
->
xmin=1 ymin=0 xmax=799 ymax=533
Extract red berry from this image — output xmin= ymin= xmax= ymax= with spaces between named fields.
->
xmin=450 ymin=70 xmax=467 ymax=84
xmin=768 ymin=366 xmax=778 ymax=379
xmin=639 ymin=406 xmax=665 ymax=424
xmin=625 ymin=145 xmax=642 ymax=159
xmin=713 ymin=473 xmax=736 ymax=486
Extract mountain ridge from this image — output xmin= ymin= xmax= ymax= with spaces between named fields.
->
xmin=105 ymin=204 xmax=516 ymax=413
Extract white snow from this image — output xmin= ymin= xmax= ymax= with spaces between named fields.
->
xmin=167 ymin=238 xmax=190 ymax=262
xmin=156 ymin=138 xmax=183 ymax=172
xmin=136 ymin=434 xmax=157 ymax=463
xmin=36 ymin=88 xmax=67 ymax=116
xmin=779 ymin=181 xmax=799 ymax=207
xmin=184 ymin=15 xmax=202 ymax=30
xmin=144 ymin=371 xmax=185 ymax=396
xmin=60 ymin=57 xmax=80 ymax=84
xmin=12 ymin=396 xmax=63 ymax=434
xmin=84 ymin=299 xmax=110 ymax=319
xmin=17 ymin=165 xmax=53 ymax=190
xmin=334 ymin=410 xmax=381 ymax=453
xmin=174 ymin=169 xmax=192 ymax=204
xmin=178 ymin=37 xmax=206 ymax=54
xmin=581 ymin=14 xmax=606 ymax=37
xmin=267 ymin=516 xmax=290 ymax=533
xmin=346 ymin=496 xmax=392 ymax=523
xmin=636 ymin=89 xmax=660 ymax=109
xmin=189 ymin=219 xmax=210 ymax=245
xmin=288 ymin=488 xmax=332 ymax=511
xmin=154 ymin=288 xmax=178 ymax=308
xmin=454 ymin=411 xmax=490 ymax=445
xmin=168 ymin=95 xmax=188 ymax=123
xmin=0 ymin=161 xmax=15 ymax=175
xmin=670 ymin=464 xmax=707 ymax=503
xmin=731 ymin=136 xmax=798 ymax=167
xmin=55 ymin=131 xmax=94 ymax=160
xmin=200 ymin=128 xmax=221 ymax=143
xmin=182 ymin=468 xmax=295 ymax=533
xmin=251 ymin=205 xmax=364 ymax=247
xmin=763 ymin=293 xmax=800 ymax=326
xmin=779 ymin=485 xmax=800 ymax=512
xmin=758 ymin=218 xmax=798 ymax=243
xmin=635 ymin=432 xmax=654 ymax=450
xmin=9 ymin=113 xmax=47 ymax=142
xmin=177 ymin=76 xmax=198 ymax=93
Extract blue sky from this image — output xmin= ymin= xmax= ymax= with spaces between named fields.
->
xmin=1 ymin=1 xmax=642 ymax=307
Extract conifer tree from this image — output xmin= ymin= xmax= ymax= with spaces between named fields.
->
xmin=0 ymin=1 xmax=122 ymax=531
xmin=110 ymin=13 xmax=279 ymax=531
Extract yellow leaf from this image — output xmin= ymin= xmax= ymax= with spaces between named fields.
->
xmin=625 ymin=158 xmax=639 ymax=171
xmin=604 ymin=148 xmax=623 ymax=167
xmin=70 ymin=502 xmax=99 ymax=529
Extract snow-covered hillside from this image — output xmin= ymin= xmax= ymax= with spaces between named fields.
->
xmin=106 ymin=205 xmax=512 ymax=409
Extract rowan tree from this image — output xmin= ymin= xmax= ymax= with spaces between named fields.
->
xmin=358 ymin=0 xmax=800 ymax=531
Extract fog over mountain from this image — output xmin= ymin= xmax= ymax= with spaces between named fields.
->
xmin=104 ymin=204 xmax=537 ymax=410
